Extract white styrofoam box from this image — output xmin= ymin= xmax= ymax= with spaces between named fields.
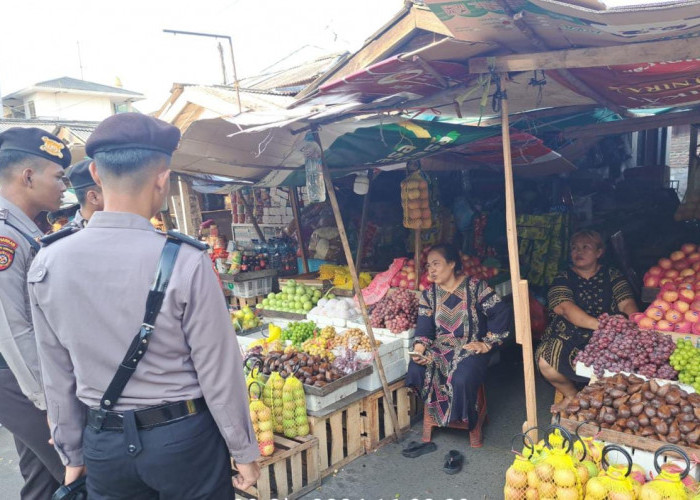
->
xmin=306 ymin=313 xmax=346 ymax=328
xmin=594 ymin=441 xmax=700 ymax=482
xmin=263 ymin=207 xmax=270 ymax=216
xmin=283 ymin=216 xmax=294 ymax=223
xmin=305 ymin=381 xmax=358 ymax=411
xmin=270 ymin=216 xmax=282 ymax=224
xmin=357 ymin=358 xmax=408 ymax=391
xmin=286 ymin=207 xmax=293 ymax=216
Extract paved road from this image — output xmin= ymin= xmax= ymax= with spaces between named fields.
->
xmin=0 ymin=345 xmax=554 ymax=499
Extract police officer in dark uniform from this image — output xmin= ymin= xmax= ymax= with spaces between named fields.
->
xmin=65 ymin=158 xmax=104 ymax=229
xmin=0 ymin=127 xmax=69 ymax=498
xmin=30 ymin=113 xmax=260 ymax=499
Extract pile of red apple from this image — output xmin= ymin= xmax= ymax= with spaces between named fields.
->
xmin=632 ymin=285 xmax=700 ymax=335
xmin=642 ymin=243 xmax=700 ymax=289
xmin=389 ymin=259 xmax=419 ymax=291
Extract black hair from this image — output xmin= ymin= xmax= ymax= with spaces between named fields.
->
xmin=93 ymin=149 xmax=170 ymax=177
xmin=427 ymin=243 xmax=463 ymax=273
xmin=0 ymin=150 xmax=35 ymax=178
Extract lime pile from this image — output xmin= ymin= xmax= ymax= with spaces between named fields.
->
xmin=282 ymin=321 xmax=317 ymax=346
xmin=260 ymin=280 xmax=322 ymax=315
xmin=670 ymin=339 xmax=699 ymax=389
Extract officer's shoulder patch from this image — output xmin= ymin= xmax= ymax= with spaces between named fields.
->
xmin=40 ymin=226 xmax=79 ymax=247
xmin=27 ymin=264 xmax=47 ymax=283
xmin=166 ymin=230 xmax=209 ymax=251
xmin=0 ymin=236 xmax=18 ymax=271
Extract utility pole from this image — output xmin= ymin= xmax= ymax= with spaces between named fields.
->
xmin=163 ymin=29 xmax=242 ymax=113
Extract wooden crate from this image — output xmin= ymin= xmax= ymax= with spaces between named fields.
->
xmin=307 ymin=397 xmax=365 ymax=478
xmin=232 ymin=434 xmax=320 ymax=500
xmin=361 ymin=379 xmax=414 ymax=453
xmin=234 ymin=296 xmax=265 ymax=309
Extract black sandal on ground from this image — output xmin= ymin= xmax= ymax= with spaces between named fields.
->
xmin=442 ymin=450 xmax=464 ymax=474
xmin=401 ymin=441 xmax=437 ymax=458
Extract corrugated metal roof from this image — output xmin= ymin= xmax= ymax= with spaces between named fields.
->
xmin=35 ymin=77 xmax=143 ymax=97
xmin=240 ymin=53 xmax=348 ymax=93
xmin=0 ymin=118 xmax=98 ymax=141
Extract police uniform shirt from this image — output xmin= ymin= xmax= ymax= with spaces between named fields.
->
xmin=0 ymin=195 xmax=46 ymax=410
xmin=29 ymin=211 xmax=259 ymax=466
xmin=68 ymin=208 xmax=86 ymax=229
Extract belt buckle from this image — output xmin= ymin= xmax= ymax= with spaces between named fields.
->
xmin=93 ymin=408 xmax=109 ymax=431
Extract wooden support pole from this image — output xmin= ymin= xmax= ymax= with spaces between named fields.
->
xmin=688 ymin=124 xmax=699 ymax=196
xmin=290 ymin=187 xmax=309 ymax=274
xmin=241 ymin=190 xmax=266 ymax=243
xmin=355 ymin=171 xmax=373 ymax=271
xmin=314 ymin=130 xmax=402 ymax=440
xmin=414 ymin=229 xmax=422 ymax=288
xmin=499 ymin=76 xmax=538 ymax=439
xmin=469 ymin=37 xmax=700 ymax=74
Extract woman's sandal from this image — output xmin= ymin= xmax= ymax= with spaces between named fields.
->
xmin=442 ymin=450 xmax=464 ymax=474
xmin=401 ymin=441 xmax=437 ymax=458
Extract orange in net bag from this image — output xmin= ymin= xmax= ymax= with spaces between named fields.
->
xmin=401 ymin=170 xmax=431 ymax=229
xmin=640 ymin=445 xmax=692 ymax=500
xmin=585 ymin=445 xmax=639 ymax=500
xmin=504 ymin=433 xmax=539 ymax=500
xmin=535 ymin=425 xmax=585 ymax=500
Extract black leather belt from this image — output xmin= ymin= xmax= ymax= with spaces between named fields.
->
xmin=0 ymin=353 xmax=8 ymax=370
xmin=87 ymin=397 xmax=207 ymax=431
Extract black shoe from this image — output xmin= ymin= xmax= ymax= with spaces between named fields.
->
xmin=402 ymin=441 xmax=437 ymax=458
xmin=442 ymin=450 xmax=463 ymax=474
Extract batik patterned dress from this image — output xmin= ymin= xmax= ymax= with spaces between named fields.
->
xmin=406 ymin=276 xmax=510 ymax=428
xmin=535 ymin=266 xmax=634 ymax=382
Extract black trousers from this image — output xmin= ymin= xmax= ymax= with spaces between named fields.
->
xmin=0 ymin=368 xmax=64 ymax=500
xmin=83 ymin=408 xmax=233 ymax=499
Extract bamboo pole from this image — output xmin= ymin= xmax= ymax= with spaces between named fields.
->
xmin=313 ymin=130 xmax=402 ymax=439
xmin=290 ymin=187 xmax=309 ymax=274
xmin=355 ymin=171 xmax=373 ymax=271
xmin=414 ymin=229 xmax=422 ymax=288
xmin=499 ymin=76 xmax=538 ymax=439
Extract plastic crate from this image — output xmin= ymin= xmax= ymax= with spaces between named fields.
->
xmin=232 ymin=276 xmax=273 ymax=298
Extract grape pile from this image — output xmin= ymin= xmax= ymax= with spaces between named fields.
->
xmin=281 ymin=321 xmax=317 ymax=346
xmin=670 ymin=340 xmax=700 ymax=391
xmin=369 ymin=288 xmax=419 ymax=333
xmin=575 ymin=313 xmax=677 ymax=379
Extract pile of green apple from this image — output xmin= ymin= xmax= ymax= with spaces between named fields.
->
xmin=260 ymin=280 xmax=322 ymax=315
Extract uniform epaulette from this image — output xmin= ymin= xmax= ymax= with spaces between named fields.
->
xmin=166 ymin=230 xmax=209 ymax=251
xmin=40 ymin=226 xmax=79 ymax=246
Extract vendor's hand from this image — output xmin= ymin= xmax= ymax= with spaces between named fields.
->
xmin=465 ymin=341 xmax=492 ymax=354
xmin=411 ymin=344 xmax=431 ymax=366
xmin=65 ymin=465 xmax=86 ymax=485
xmin=234 ymin=461 xmax=261 ymax=490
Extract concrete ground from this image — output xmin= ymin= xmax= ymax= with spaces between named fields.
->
xmin=300 ymin=346 xmax=555 ymax=500
xmin=0 ymin=346 xmax=554 ymax=499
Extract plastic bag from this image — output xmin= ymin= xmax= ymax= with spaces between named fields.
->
xmin=281 ymin=372 xmax=309 ymax=438
xmin=248 ymin=382 xmax=274 ymax=457
xmin=263 ymin=371 xmax=285 ymax=434
xmin=585 ymin=445 xmax=639 ymax=500
xmin=639 ymin=445 xmax=692 ymax=500
xmin=535 ymin=426 xmax=584 ymax=500
xmin=400 ymin=170 xmax=431 ymax=229
xmin=504 ymin=433 xmax=538 ymax=500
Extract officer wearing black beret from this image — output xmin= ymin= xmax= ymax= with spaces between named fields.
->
xmin=30 ymin=113 xmax=260 ymax=498
xmin=0 ymin=127 xmax=69 ymax=499
xmin=65 ymin=159 xmax=104 ymax=228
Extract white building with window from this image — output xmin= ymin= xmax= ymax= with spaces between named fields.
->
xmin=2 ymin=77 xmax=144 ymax=121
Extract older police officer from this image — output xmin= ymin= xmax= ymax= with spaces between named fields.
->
xmin=65 ymin=158 xmax=104 ymax=228
xmin=30 ymin=113 xmax=260 ymax=499
xmin=0 ymin=128 xmax=69 ymax=499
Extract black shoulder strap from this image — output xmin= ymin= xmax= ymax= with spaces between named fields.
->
xmin=40 ymin=226 xmax=79 ymax=246
xmin=97 ymin=235 xmax=183 ymax=415
xmin=167 ymin=229 xmax=209 ymax=251
xmin=1 ymin=217 xmax=41 ymax=252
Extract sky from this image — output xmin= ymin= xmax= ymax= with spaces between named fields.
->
xmin=0 ymin=0 xmax=683 ymax=113
xmin=0 ymin=0 xmax=405 ymax=112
